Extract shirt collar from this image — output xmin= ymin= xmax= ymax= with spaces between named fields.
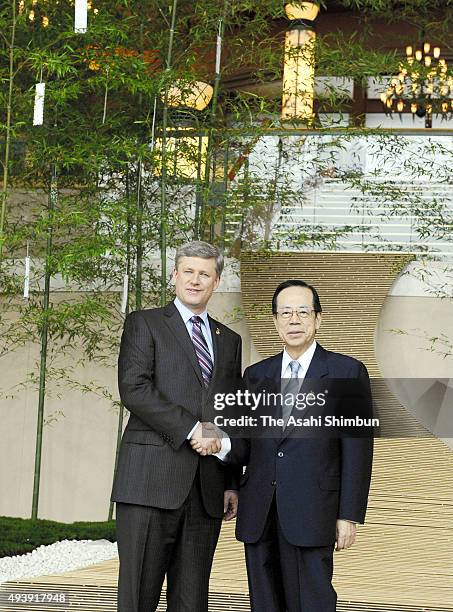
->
xmin=282 ymin=340 xmax=317 ymax=376
xmin=174 ymin=297 xmax=210 ymax=328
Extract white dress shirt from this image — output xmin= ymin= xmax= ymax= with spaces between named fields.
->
xmin=281 ymin=340 xmax=317 ymax=380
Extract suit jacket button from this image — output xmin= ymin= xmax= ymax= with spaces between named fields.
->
xmin=271 ymin=480 xmax=277 ymax=486
xmin=278 ymin=451 xmax=284 ymax=458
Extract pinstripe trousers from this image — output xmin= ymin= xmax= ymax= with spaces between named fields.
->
xmin=116 ymin=471 xmax=222 ymax=612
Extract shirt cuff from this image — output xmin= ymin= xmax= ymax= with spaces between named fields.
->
xmin=214 ymin=436 xmax=231 ymax=461
xmin=187 ymin=421 xmax=200 ymax=440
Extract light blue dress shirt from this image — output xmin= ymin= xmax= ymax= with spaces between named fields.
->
xmin=174 ymin=297 xmax=214 ymax=362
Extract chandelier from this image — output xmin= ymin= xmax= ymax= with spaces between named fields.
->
xmin=380 ymin=42 xmax=453 ymax=128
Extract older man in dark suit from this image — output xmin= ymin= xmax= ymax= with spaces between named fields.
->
xmin=193 ymin=279 xmax=373 ymax=612
xmin=111 ymin=241 xmax=242 ymax=612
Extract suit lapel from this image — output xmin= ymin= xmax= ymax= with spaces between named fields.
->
xmin=304 ymin=344 xmax=329 ymax=380
xmin=262 ymin=353 xmax=283 ymax=446
xmin=267 ymin=353 xmax=283 ymax=385
xmin=208 ymin=316 xmax=222 ymax=383
xmin=163 ymin=302 xmax=204 ymax=386
xmin=281 ymin=343 xmax=329 ymax=440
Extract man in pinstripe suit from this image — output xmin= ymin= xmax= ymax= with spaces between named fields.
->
xmin=111 ymin=241 xmax=242 ymax=612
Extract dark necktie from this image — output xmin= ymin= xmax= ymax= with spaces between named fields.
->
xmin=191 ymin=316 xmax=213 ymax=386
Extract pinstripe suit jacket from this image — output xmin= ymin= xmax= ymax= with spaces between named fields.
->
xmin=111 ymin=301 xmax=242 ymax=518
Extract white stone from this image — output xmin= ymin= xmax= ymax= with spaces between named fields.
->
xmin=0 ymin=539 xmax=118 ymax=584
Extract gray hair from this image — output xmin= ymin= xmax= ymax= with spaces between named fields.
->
xmin=175 ymin=241 xmax=224 ymax=277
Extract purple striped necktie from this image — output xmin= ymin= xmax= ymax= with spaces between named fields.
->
xmin=190 ymin=316 xmax=213 ymax=386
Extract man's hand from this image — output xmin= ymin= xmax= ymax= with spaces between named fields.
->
xmin=335 ymin=519 xmax=357 ymax=551
xmin=223 ymin=490 xmax=238 ymax=521
xmin=190 ymin=422 xmax=221 ymax=456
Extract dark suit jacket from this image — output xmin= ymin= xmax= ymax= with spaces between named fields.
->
xmin=230 ymin=344 xmax=373 ymax=547
xmin=111 ymin=301 xmax=242 ymax=519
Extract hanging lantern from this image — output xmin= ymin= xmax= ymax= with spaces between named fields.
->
xmin=284 ymin=2 xmax=320 ymax=20
xmin=165 ymin=80 xmax=214 ymax=111
xmin=282 ymin=2 xmax=320 ymax=122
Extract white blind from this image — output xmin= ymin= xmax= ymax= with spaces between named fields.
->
xmin=276 ymin=178 xmax=453 ymax=256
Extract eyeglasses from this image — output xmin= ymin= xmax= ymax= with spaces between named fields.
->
xmin=276 ymin=308 xmax=317 ymax=320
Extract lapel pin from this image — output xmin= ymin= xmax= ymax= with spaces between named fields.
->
xmin=215 ymin=328 xmax=220 ymax=335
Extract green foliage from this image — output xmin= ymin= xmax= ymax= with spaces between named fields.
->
xmin=0 ymin=515 xmax=116 ymax=557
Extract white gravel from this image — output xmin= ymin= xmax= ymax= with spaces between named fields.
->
xmin=0 ymin=539 xmax=118 ymax=584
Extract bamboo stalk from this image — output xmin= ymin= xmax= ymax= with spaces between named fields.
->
xmin=0 ymin=0 xmax=17 ymax=262
xmin=31 ymin=165 xmax=57 ymax=519
xmin=108 ymin=171 xmax=133 ymax=521
xmin=263 ymin=137 xmax=283 ymax=243
xmin=135 ymin=94 xmax=157 ymax=309
xmin=160 ymin=0 xmax=178 ymax=306
xmin=135 ymin=23 xmax=145 ymax=312
xmin=220 ymin=138 xmax=229 ymax=248
xmin=110 ymin=30 xmax=154 ymax=517
xmin=200 ymin=2 xmax=228 ymax=240
xmin=209 ymin=153 xmax=218 ymax=244
xmin=194 ymin=130 xmax=204 ymax=240
xmin=135 ymin=157 xmax=143 ymax=310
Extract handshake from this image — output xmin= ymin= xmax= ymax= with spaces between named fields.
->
xmin=190 ymin=421 xmax=225 ymax=456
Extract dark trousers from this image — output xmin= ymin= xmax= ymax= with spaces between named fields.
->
xmin=245 ymin=499 xmax=337 ymax=612
xmin=116 ymin=475 xmax=222 ymax=612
